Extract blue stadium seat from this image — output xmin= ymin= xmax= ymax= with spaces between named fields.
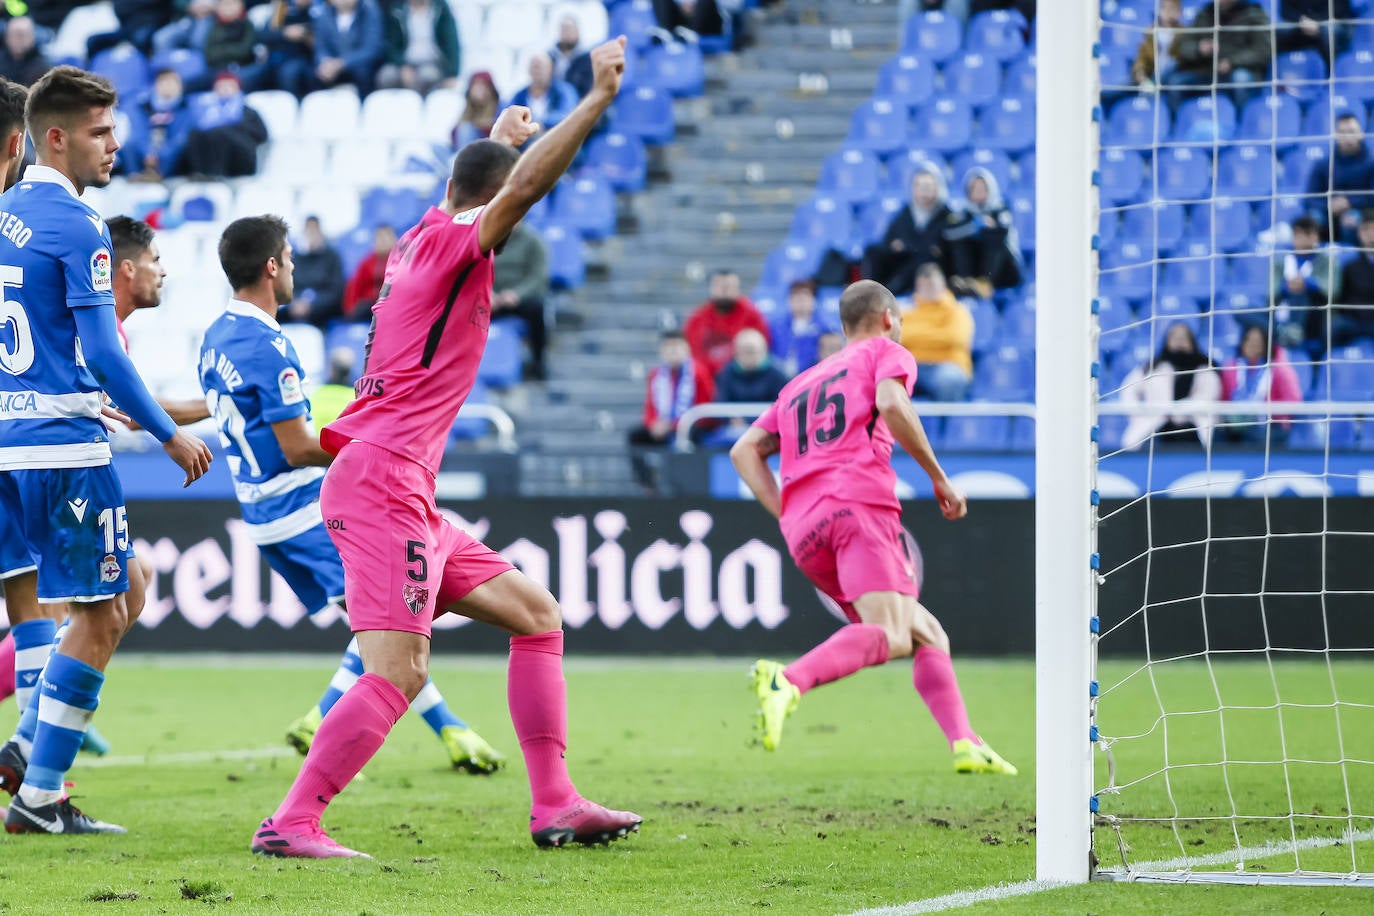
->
xmin=916 ymin=98 xmax=974 ymax=152
xmin=1302 ymin=91 xmax=1368 ymax=139
xmin=1216 ymin=143 xmax=1276 ymax=199
xmin=858 ymin=194 xmax=907 ymax=245
xmin=523 ymin=190 xmax=553 ymax=229
xmin=1199 ymin=314 xmax=1243 ymax=359
xmin=1226 ymin=253 xmax=1273 ymax=298
xmin=968 ymin=299 xmax=1000 ymax=354
xmin=360 ymin=187 xmax=425 ymax=233
xmin=540 ymin=223 xmax=585 ymax=289
xmin=789 ymin=194 xmax=857 ymax=254
xmin=902 ymin=11 xmax=961 ymax=63
xmin=1003 ymin=51 xmax=1036 ymax=98
xmin=1289 ymin=418 xmax=1360 ymax=450
xmin=847 ymin=97 xmax=909 ymax=156
xmin=1120 ymin=201 xmax=1186 ymax=253
xmin=966 ymin=10 xmax=1026 ymax=63
xmin=642 ymin=40 xmax=704 ymax=97
xmin=552 ymin=173 xmax=616 ymax=239
xmin=609 ymin=0 xmax=659 ymax=51
xmin=1103 ymin=95 xmax=1171 ymax=150
xmin=1172 ymin=95 xmax=1237 ymax=142
xmin=1238 ymin=93 xmax=1304 ymax=147
xmin=333 ymin=225 xmax=373 ymax=275
xmin=978 ymin=96 xmax=1034 ymax=153
xmin=324 ymin=322 xmax=371 ymax=382
xmin=1280 ymin=142 xmax=1328 ymax=194
xmin=942 ymin=416 xmax=1010 ymax=450
xmin=1099 ymin=148 xmax=1146 ymax=206
xmin=449 ymin=380 xmax=490 ymax=442
xmin=1275 ymin=49 xmax=1328 ymax=103
xmin=1187 ymin=198 xmax=1253 ymax=253
xmin=1099 ymin=12 xmax=1145 ymax=57
xmin=1099 ymin=243 xmax=1157 ymax=303
xmin=1153 ymin=147 xmax=1213 ymax=201
xmin=974 ymin=347 xmax=1034 ymax=401
xmin=1215 ymin=290 xmax=1265 ymax=325
xmin=1098 ymin=210 xmax=1119 ymax=250
xmin=585 ymin=131 xmax=647 ymax=192
xmin=150 ymin=48 xmax=206 ymax=85
xmin=1016 ymin=150 xmax=1035 ymax=191
xmin=760 ymin=242 xmax=822 ymax=289
xmin=951 ymin=148 xmax=1013 ymax=196
xmin=89 ymin=46 xmax=151 ymax=101
xmin=1102 ymin=0 xmax=1154 ymax=25
xmin=1096 ymin=294 xmax=1135 ymax=336
xmin=477 ymin=321 xmax=522 ymax=389
xmin=1334 ymin=49 xmax=1374 ymax=104
xmin=1098 ymin=47 xmax=1133 ymax=91
xmin=943 ymin=52 xmax=1001 ymax=107
xmin=1011 ymin=195 xmax=1034 ymax=253
xmin=883 ymin=147 xmax=949 ymax=195
xmin=1327 ymin=345 xmax=1374 ymax=400
xmin=1157 ymin=262 xmax=1216 ymax=307
xmin=876 ymin=53 xmax=936 ymax=108
xmin=615 ymin=85 xmax=675 ymax=144
xmin=818 ymin=148 xmax=881 ymax=204
xmin=1000 ymin=300 xmax=1035 ymax=341
xmin=1008 ymin=416 xmax=1035 ymax=451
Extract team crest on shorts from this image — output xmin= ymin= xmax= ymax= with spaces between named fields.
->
xmin=402 ymin=583 xmax=429 ymax=616
xmin=99 ymin=553 xmax=121 ymax=583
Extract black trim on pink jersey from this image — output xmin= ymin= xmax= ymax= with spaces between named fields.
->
xmin=421 ymin=261 xmax=478 ymax=369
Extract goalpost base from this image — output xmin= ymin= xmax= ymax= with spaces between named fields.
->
xmin=1094 ymin=871 xmax=1374 ymax=888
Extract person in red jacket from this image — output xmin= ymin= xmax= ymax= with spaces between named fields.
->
xmin=1220 ymin=325 xmax=1304 ymax=445
xmin=683 ymin=269 xmax=770 ymax=377
xmin=627 ymin=329 xmax=715 ymax=493
xmin=343 ymin=224 xmax=396 ymax=320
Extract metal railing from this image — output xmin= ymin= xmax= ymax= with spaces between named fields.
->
xmin=454 ymin=403 xmax=518 ymax=452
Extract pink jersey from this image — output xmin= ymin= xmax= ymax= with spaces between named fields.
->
xmin=322 ymin=205 xmax=494 ymax=473
xmin=755 ymin=336 xmax=917 ymax=519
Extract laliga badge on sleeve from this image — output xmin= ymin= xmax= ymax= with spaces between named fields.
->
xmin=91 ymin=249 xmax=113 ymax=292
xmin=278 ymin=367 xmax=305 ymax=405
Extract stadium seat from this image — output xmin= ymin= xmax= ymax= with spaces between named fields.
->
xmin=150 ymin=48 xmax=207 ymax=86
xmin=789 ymin=195 xmax=856 ymax=255
xmin=1275 ymin=49 xmax=1328 ymax=102
xmin=977 ymin=96 xmax=1034 ymax=153
xmin=642 ymin=41 xmax=704 ymax=97
xmin=281 ymin=323 xmax=326 ymax=384
xmin=360 ymin=187 xmax=426 ymax=233
xmin=298 ymin=184 xmax=361 ymax=238
xmin=1216 ymin=143 xmax=1276 ymax=199
xmin=818 ymin=148 xmax=881 ymax=204
xmin=89 ymin=46 xmax=151 ymax=101
xmin=47 ymin=2 xmax=120 ymax=61
xmin=1199 ymin=314 xmax=1243 ymax=359
xmin=974 ymin=347 xmax=1034 ymax=401
xmin=540 ymin=223 xmax=586 ymax=289
xmin=951 ymin=148 xmax=1013 ymax=196
xmin=1000 ymin=300 xmax=1035 ymax=341
xmin=1097 ymin=209 xmax=1119 ymax=251
xmin=324 ymin=322 xmax=370 ymax=382
xmin=551 ymin=172 xmax=617 ymax=239
xmin=298 ymin=88 xmax=362 ymax=142
xmin=1099 ymin=243 xmax=1157 ymax=303
xmin=1099 ymin=147 xmax=1146 ymax=206
xmin=1100 ymin=4 xmax=1147 ymax=48
xmin=169 ymin=181 xmax=233 ymax=224
xmin=449 ymin=381 xmax=491 ymax=443
xmin=326 ymin=138 xmax=394 ymax=187
xmin=1237 ymin=92 xmax=1303 ymax=145
xmin=523 ymin=189 xmax=554 ymax=229
xmin=1302 ymin=91 xmax=1368 ymax=139
xmin=1280 ymin=142 xmax=1328 ymax=194
xmin=245 ymin=90 xmax=299 ymax=140
xmin=1120 ymin=201 xmax=1186 ymax=253
xmin=421 ymin=88 xmax=464 ymax=146
xmin=1171 ymin=95 xmax=1237 ymax=142
xmin=360 ymin=89 xmax=425 ymax=141
xmin=1008 ymin=416 xmax=1036 ymax=451
xmin=943 ymin=53 xmax=1001 ymax=107
xmin=1096 ymin=294 xmax=1135 ymax=338
xmin=1098 ymin=47 xmax=1133 ymax=91
xmin=1103 ymin=95 xmax=1171 ymax=150
xmin=858 ymin=195 xmax=907 ymax=245
xmin=1327 ymin=345 xmax=1374 ymax=400
xmin=488 ymin=1 xmax=549 ymax=51
xmin=1011 ymin=195 xmax=1035 ymax=253
xmin=1289 ymin=418 xmax=1360 ymax=450
xmin=848 ymin=97 xmax=909 ymax=156
xmin=1016 ymin=150 xmax=1035 ymax=191
xmin=615 ymin=85 xmax=675 ymax=144
xmin=1157 ymin=261 xmax=1216 ymax=308
xmin=477 ymin=320 xmax=523 ymax=388
xmin=915 ymin=98 xmax=974 ymax=153
xmin=942 ymin=416 xmax=1010 ymax=450
xmin=608 ymin=0 xmax=661 ymax=50
xmin=876 ymin=54 xmax=936 ymax=108
xmin=1215 ymin=290 xmax=1265 ymax=325
xmin=263 ymin=138 xmax=328 ymax=185
xmin=1226 ymin=253 xmax=1273 ymax=298
xmin=902 ymin=11 xmax=961 ymax=63
xmin=584 ymin=131 xmax=648 ymax=192
xmin=332 ymin=224 xmax=374 ymax=275
xmin=759 ymin=242 xmax=822 ymax=290
xmin=968 ymin=299 xmax=1000 ymax=354
xmin=965 ymin=10 xmax=1027 ymax=63
xmin=1334 ymin=49 xmax=1374 ymax=104
xmin=231 ymin=180 xmax=296 ymax=225
xmin=1186 ymin=198 xmax=1253 ymax=253
xmin=1153 ymin=147 xmax=1213 ymax=201
xmin=1003 ymin=51 xmax=1036 ymax=99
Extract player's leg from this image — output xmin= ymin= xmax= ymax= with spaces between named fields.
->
xmin=0 ymin=631 xmax=13 ymax=705
xmin=443 ymin=565 xmax=642 ymax=847
xmin=0 ymin=572 xmax=60 ymax=791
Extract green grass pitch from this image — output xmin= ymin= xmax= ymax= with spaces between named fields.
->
xmin=0 ymin=655 xmax=1367 ymax=914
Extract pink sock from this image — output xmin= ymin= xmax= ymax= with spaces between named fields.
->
xmin=509 ymin=630 xmax=577 ymax=813
xmin=913 ymin=645 xmax=978 ymax=748
xmin=783 ymin=624 xmax=890 ymax=695
xmin=0 ymin=633 xmax=14 ymax=705
xmin=273 ymin=672 xmax=408 ymax=831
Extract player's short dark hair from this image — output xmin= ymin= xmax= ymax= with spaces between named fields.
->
xmin=0 ymin=78 xmax=26 ymax=139
xmin=839 ymin=279 xmax=897 ymax=333
xmin=24 ymin=66 xmax=117 ymax=150
xmin=108 ymin=216 xmax=155 ymax=268
xmin=1291 ymin=215 xmax=1320 ymax=236
xmin=219 ymin=215 xmax=290 ymax=291
xmin=449 ymin=139 xmax=520 ymax=206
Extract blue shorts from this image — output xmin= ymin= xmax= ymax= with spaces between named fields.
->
xmin=258 ymin=522 xmax=346 ymax=616
xmin=0 ymin=501 xmax=37 ymax=580
xmin=0 ymin=465 xmax=133 ymax=603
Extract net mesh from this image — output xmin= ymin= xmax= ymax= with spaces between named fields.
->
xmin=1090 ymin=0 xmax=1374 ymax=883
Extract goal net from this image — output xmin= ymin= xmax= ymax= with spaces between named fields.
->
xmin=1087 ymin=0 xmax=1374 ymax=885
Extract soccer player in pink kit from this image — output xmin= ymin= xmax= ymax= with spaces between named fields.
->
xmin=730 ymin=280 xmax=1018 ymax=775
xmin=251 ymin=37 xmax=641 ymax=859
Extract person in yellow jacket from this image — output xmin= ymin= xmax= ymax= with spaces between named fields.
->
xmin=898 ymin=263 xmax=974 ymax=401
xmin=309 ymin=347 xmax=358 ymax=429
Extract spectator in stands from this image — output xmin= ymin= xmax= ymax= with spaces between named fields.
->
xmin=769 ymin=279 xmax=832 ymax=377
xmin=261 ymin=0 xmax=319 ymax=98
xmin=510 ymin=52 xmax=578 ymax=136
xmin=17 ymin=0 xmax=83 ymax=32
xmin=125 ymin=67 xmax=193 ymax=180
xmin=451 ymin=70 xmax=499 ymax=149
xmin=862 ymin=162 xmax=964 ymax=298
xmin=87 ymin=0 xmax=175 ymax=58
xmin=378 ymin=0 xmax=460 ymax=96
xmin=309 ymin=347 xmax=358 ymax=428
xmin=1334 ymin=209 xmax=1374 ymax=346
xmin=899 ymin=263 xmax=974 ymax=402
xmin=628 ymin=329 xmax=715 ymax=493
xmin=492 ymin=221 xmax=550 ymax=381
xmin=285 ymin=216 xmax=346 ymax=330
xmin=1270 ymin=215 xmax=1341 ymax=351
xmin=817 ymin=331 xmax=845 ymax=362
xmin=313 ymin=0 xmax=386 ymax=96
xmin=343 ymin=223 xmax=395 ymax=320
xmin=200 ymin=0 xmax=267 ymax=92
xmin=705 ymin=328 xmax=790 ymax=447
xmin=653 ymin=0 xmax=726 ymax=38
xmin=152 ymin=0 xmax=216 ymax=58
xmin=550 ymin=15 xmax=588 ymax=86
xmin=683 ymin=269 xmax=770 ymax=378
xmin=950 ymin=167 xmax=1022 ymax=297
xmin=0 ymin=16 xmax=48 ymax=86
xmin=1274 ymin=0 xmax=1352 ymax=63
xmin=1121 ymin=322 xmax=1222 ymax=451
xmin=1220 ymin=325 xmax=1303 ymax=444
xmin=179 ymin=71 xmax=267 ymax=177
xmin=1306 ymin=113 xmax=1374 ymax=245
xmin=1131 ymin=0 xmax=1182 ymax=89
xmin=1165 ymin=0 xmax=1271 ymax=112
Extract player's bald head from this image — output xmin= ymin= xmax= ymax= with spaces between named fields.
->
xmin=448 ymin=139 xmax=520 ymax=209
xmin=839 ymin=280 xmax=898 ymax=334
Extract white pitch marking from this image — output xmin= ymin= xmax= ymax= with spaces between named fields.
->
xmin=76 ymin=746 xmax=298 ymax=769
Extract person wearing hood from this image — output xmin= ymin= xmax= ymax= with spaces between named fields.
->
xmin=1121 ymin=322 xmax=1222 ymax=451
xmin=949 ymin=166 xmax=1022 ymax=298
xmin=683 ymin=269 xmax=770 ymax=377
xmin=1306 ymin=113 xmax=1374 ymax=244
xmin=899 ymin=263 xmax=974 ymax=402
xmin=180 ymin=70 xmax=268 ymax=177
xmin=862 ymin=162 xmax=968 ymax=297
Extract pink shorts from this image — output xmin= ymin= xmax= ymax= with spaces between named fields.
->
xmin=320 ymin=440 xmax=514 ymax=637
xmin=781 ymin=502 xmax=919 ymax=624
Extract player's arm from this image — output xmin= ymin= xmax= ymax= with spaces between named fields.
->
xmin=730 ymin=425 xmax=783 ymax=520
xmin=875 ymin=377 xmax=967 ymax=520
xmin=73 ymin=305 xmax=212 ymax=486
xmin=158 ymin=397 xmax=211 ymax=426
xmin=477 ymin=37 xmax=627 ymax=253
xmin=270 ymin=416 xmax=334 ymax=468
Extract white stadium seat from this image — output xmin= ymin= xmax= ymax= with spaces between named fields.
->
xmin=297 ymin=88 xmax=361 ymax=141
xmin=152 ymin=228 xmax=203 ymax=275
xmin=548 ymin=1 xmax=609 ymax=45
xmin=360 ymin=89 xmax=425 ymax=140
xmin=451 ymin=0 xmax=487 ymax=51
xmin=281 ymin=324 xmax=327 ymax=387
xmin=232 ymin=181 xmax=300 ymax=225
xmin=297 ymin=184 xmax=361 ymax=238
xmin=48 ymin=2 xmax=119 ymax=61
xmin=422 ymin=88 xmax=464 ymax=146
xmin=326 ymin=138 xmax=395 ymax=187
xmin=262 ymin=138 xmax=328 ymax=185
xmin=246 ymin=90 xmax=300 ymax=140
xmin=169 ymin=181 xmax=235 ymax=224
xmin=486 ymin=2 xmax=547 ymax=55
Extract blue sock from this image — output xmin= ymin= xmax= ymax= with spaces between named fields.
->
xmin=317 ymin=638 xmax=365 ymax=718
xmin=411 ymin=679 xmax=466 ymax=736
xmin=10 ymin=618 xmax=56 ymax=734
xmin=13 ymin=618 xmax=66 ymax=754
xmin=19 ymin=652 xmax=103 ymax=807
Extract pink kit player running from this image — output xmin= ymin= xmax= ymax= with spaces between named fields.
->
xmin=251 ymin=38 xmax=641 ymax=860
xmin=730 ymin=280 xmax=1018 ymax=776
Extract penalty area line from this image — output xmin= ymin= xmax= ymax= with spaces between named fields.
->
xmin=75 ymin=746 xmax=299 ymax=769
